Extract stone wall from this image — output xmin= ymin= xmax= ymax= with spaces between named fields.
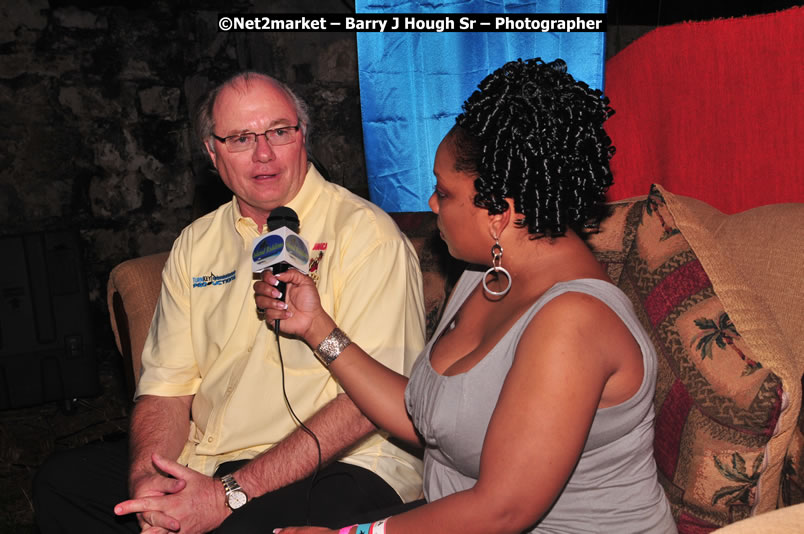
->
xmin=0 ymin=0 xmax=367 ymax=352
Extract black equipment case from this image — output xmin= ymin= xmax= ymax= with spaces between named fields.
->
xmin=0 ymin=230 xmax=99 ymax=409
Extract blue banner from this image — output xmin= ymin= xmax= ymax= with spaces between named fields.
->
xmin=356 ymin=0 xmax=607 ymax=212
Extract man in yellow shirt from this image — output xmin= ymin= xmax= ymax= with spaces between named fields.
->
xmin=34 ymin=72 xmax=425 ymax=533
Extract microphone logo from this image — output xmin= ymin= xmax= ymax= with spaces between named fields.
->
xmin=252 ymin=234 xmax=284 ymax=262
xmin=250 ymin=208 xmax=310 ymax=275
xmin=284 ymin=234 xmax=309 ymax=263
xmin=251 ymin=234 xmax=309 ymax=266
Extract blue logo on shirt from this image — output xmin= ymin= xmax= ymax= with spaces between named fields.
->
xmin=192 ymin=270 xmax=236 ymax=288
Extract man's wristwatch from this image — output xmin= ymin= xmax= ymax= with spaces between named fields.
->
xmin=220 ymin=474 xmax=248 ymax=511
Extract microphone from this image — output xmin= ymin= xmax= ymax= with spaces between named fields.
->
xmin=251 ymin=207 xmax=310 ymax=310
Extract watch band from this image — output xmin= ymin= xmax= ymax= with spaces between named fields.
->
xmin=313 ymin=327 xmax=351 ymax=366
xmin=221 ymin=473 xmax=240 ymax=493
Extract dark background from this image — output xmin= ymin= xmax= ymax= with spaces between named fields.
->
xmin=0 ymin=0 xmax=800 ymax=530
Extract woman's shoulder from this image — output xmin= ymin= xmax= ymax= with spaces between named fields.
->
xmin=536 ymin=278 xmax=632 ymax=323
xmin=527 ymin=285 xmax=614 ymax=333
xmin=513 ymin=279 xmax=635 ymax=358
xmin=516 ymin=278 xmax=646 ymax=384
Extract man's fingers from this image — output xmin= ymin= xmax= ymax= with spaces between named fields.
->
xmin=136 ymin=511 xmax=166 ymax=534
xmin=133 ymin=474 xmax=186 ymax=497
xmin=118 ymin=496 xmax=180 ymax=532
xmin=150 ymin=510 xmax=180 ymax=532
xmin=130 ymin=470 xmax=184 ymax=499
xmin=115 ymin=496 xmax=179 ymax=529
xmin=151 ymin=453 xmax=191 ymax=481
xmin=164 ymin=477 xmax=186 ymax=494
xmin=115 ymin=497 xmax=151 ymax=516
xmin=139 ymin=509 xmax=180 ymax=532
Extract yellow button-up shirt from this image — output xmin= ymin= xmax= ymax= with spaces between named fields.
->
xmin=136 ymin=165 xmax=425 ymax=501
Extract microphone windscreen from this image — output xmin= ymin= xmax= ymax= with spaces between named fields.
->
xmin=267 ymin=206 xmax=300 ymax=233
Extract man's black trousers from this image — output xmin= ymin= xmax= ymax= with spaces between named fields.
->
xmin=33 ymin=437 xmax=404 ymax=533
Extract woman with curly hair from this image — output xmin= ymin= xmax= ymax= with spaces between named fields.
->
xmin=259 ymin=58 xmax=676 ymax=533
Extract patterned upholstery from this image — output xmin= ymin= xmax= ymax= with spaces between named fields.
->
xmin=587 ymin=185 xmax=803 ymax=532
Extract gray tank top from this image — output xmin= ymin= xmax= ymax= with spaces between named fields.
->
xmin=405 ymin=271 xmax=676 ymax=533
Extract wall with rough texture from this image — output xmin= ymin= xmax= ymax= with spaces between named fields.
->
xmin=6 ymin=0 xmax=756 ymax=361
xmin=0 ymin=0 xmax=367 ymax=352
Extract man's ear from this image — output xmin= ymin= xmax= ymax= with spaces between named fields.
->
xmin=204 ymin=139 xmax=218 ymax=168
xmin=488 ymin=198 xmax=515 ymax=240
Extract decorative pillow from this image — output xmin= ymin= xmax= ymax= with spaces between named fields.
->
xmin=661 ymin=191 xmax=804 ymax=371
xmin=784 ymin=403 xmax=804 ymax=506
xmin=662 ymin=188 xmax=804 ymax=515
xmin=586 ymin=198 xmax=643 ymax=284
xmin=615 ymin=185 xmax=790 ymax=532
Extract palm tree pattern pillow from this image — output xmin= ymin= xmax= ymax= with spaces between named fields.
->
xmin=600 ymin=186 xmax=786 ymax=532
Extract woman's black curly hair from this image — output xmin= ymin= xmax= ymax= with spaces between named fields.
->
xmin=452 ymin=57 xmax=615 ymax=237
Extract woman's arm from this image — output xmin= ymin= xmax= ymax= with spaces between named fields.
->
xmin=255 ymin=269 xmax=422 ymax=446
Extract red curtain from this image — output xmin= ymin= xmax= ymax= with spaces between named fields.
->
xmin=603 ymin=7 xmax=804 ymax=214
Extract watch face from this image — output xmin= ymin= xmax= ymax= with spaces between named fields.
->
xmin=227 ymin=490 xmax=248 ymax=509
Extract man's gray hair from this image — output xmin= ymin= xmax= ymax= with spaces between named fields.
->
xmin=196 ymin=71 xmax=311 ymax=155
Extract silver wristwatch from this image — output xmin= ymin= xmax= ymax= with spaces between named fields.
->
xmin=220 ymin=473 xmax=248 ymax=510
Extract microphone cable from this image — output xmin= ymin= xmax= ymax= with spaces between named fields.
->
xmin=273 ymin=318 xmax=322 ymax=525
xmin=271 ymin=313 xmax=395 ymax=521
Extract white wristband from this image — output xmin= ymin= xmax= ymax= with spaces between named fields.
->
xmin=370 ymin=517 xmax=390 ymax=534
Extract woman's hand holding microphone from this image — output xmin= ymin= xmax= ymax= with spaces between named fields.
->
xmin=253 ymin=269 xmax=337 ymax=349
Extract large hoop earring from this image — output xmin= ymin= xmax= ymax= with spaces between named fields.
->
xmin=482 ymin=241 xmax=512 ymax=297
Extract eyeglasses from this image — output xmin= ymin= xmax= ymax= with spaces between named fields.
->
xmin=212 ymin=123 xmax=301 ymax=153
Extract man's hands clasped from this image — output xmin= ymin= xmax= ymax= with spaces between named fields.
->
xmin=115 ymin=453 xmax=229 ymax=534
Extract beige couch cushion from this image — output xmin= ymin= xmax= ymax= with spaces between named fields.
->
xmin=663 ymin=188 xmax=804 ymax=368
xmin=662 ymin=186 xmax=804 ymax=514
xmin=712 ymin=502 xmax=804 ymax=533
xmin=586 ymin=197 xmax=643 ymax=285
xmin=663 ymin=187 xmax=804 ymax=513
xmin=107 ymin=252 xmax=169 ymax=395
xmin=604 ymin=185 xmax=801 ymax=530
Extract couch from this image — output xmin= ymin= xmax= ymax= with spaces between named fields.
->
xmin=107 ymin=186 xmax=804 ymax=532
xmin=107 ymin=8 xmax=804 ymax=533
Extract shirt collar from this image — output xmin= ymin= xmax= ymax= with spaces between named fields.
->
xmin=232 ymin=198 xmax=259 ymax=240
xmin=284 ymin=162 xmax=324 ymax=229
